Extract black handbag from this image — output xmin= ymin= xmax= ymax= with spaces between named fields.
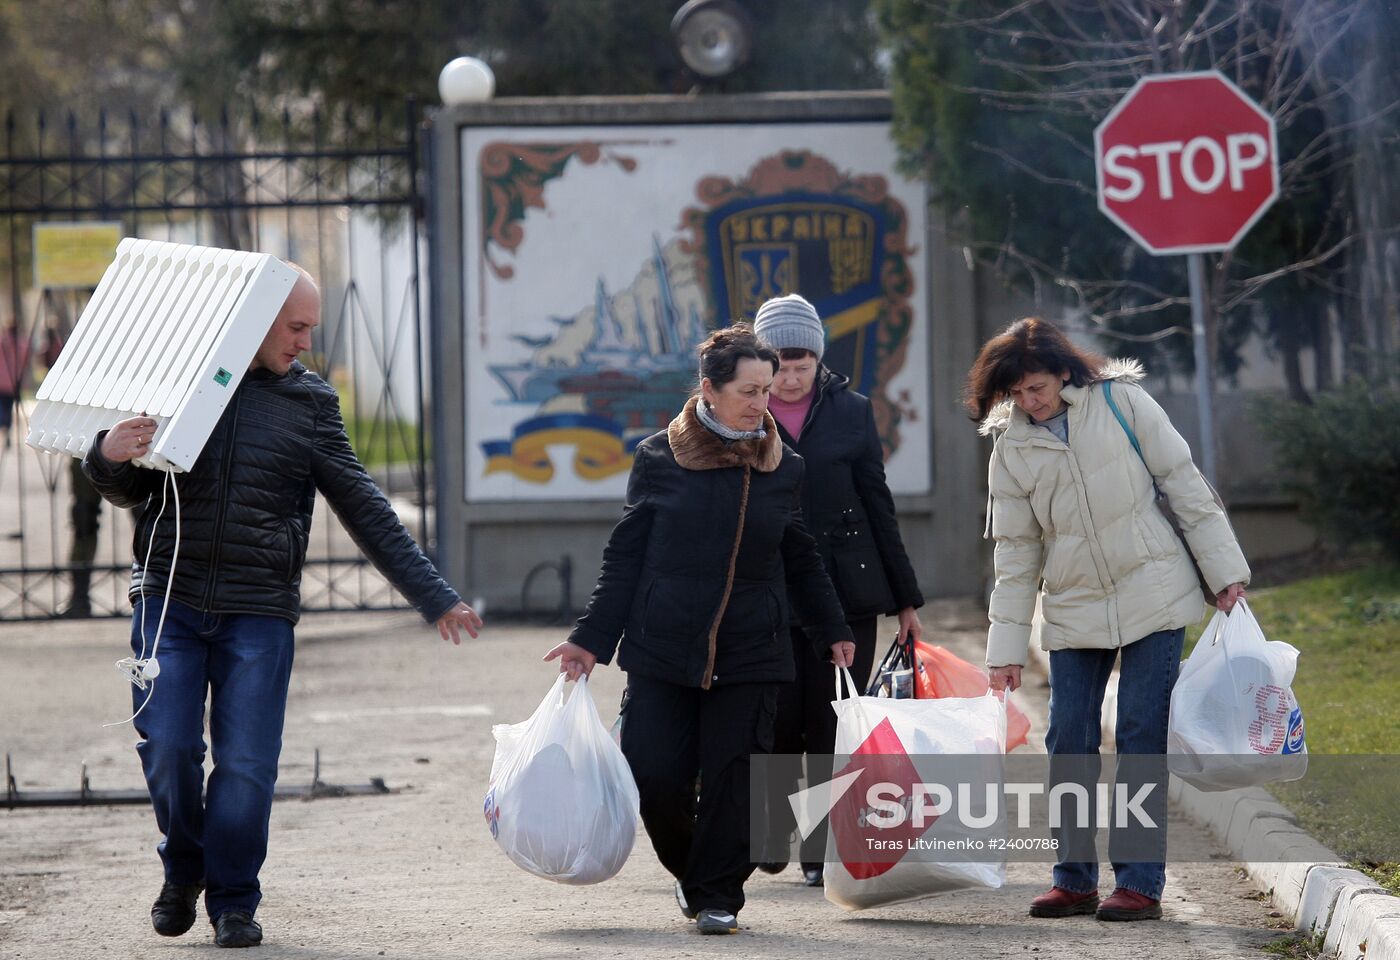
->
xmin=866 ymin=629 xmax=917 ymax=699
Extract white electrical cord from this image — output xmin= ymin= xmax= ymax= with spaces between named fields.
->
xmin=106 ymin=470 xmax=180 ymax=727
xmin=134 ymin=476 xmax=169 ymax=661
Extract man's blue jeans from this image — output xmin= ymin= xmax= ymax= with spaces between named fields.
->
xmin=130 ymin=598 xmax=295 ymax=920
xmin=1046 ymin=627 xmax=1184 ymax=901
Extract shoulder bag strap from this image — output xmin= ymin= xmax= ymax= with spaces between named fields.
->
xmin=1102 ymin=380 xmax=1163 ymax=493
xmin=1103 ymin=381 xmax=1217 ymax=596
xmin=1102 ymin=380 xmax=1144 ymax=462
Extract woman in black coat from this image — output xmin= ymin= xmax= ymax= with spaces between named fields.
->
xmin=545 ymin=324 xmax=853 ymax=936
xmin=753 ymin=294 xmax=926 ymax=887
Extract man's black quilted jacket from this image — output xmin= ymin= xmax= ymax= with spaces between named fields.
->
xmin=82 ymin=362 xmax=459 ymax=624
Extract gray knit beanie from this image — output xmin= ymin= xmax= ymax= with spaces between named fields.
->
xmin=753 ymin=293 xmax=825 ymax=360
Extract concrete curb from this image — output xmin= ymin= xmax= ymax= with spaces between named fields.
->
xmin=1024 ymin=642 xmax=1397 ymax=959
xmin=1164 ymin=739 xmax=1400 ymax=960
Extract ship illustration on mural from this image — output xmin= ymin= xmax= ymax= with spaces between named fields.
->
xmin=482 ymin=236 xmax=710 ymax=481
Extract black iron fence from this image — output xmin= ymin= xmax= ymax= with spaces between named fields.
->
xmin=0 ymin=100 xmax=431 ymax=620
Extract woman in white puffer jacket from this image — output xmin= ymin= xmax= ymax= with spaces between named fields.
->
xmin=967 ymin=317 xmax=1249 ymax=923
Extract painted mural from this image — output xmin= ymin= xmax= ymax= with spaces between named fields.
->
xmin=680 ymin=149 xmax=919 ymax=462
xmin=462 ymin=123 xmax=929 ymax=502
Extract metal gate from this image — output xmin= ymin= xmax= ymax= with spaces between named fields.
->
xmin=0 ymin=101 xmax=431 ymax=620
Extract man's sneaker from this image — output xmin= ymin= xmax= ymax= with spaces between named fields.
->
xmin=212 ymin=911 xmax=263 ymax=948
xmin=802 ymin=866 xmax=824 ymax=887
xmin=695 ymin=908 xmax=739 ymax=935
xmin=1096 ymin=888 xmax=1162 ymax=921
xmin=674 ymin=880 xmax=697 ymax=920
xmin=150 ymin=880 xmax=204 ymax=937
xmin=1028 ymin=886 xmax=1099 ymax=918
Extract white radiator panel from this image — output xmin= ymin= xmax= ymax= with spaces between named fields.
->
xmin=27 ymin=238 xmax=298 ymax=473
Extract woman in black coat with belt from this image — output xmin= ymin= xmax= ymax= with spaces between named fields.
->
xmin=545 ymin=324 xmax=853 ymax=936
xmin=753 ymin=294 xmax=926 ymax=887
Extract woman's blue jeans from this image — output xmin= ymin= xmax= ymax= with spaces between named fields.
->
xmin=130 ymin=597 xmax=295 ymax=920
xmin=1045 ymin=627 xmax=1184 ymax=901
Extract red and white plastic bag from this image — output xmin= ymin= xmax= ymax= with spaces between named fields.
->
xmin=823 ymin=667 xmax=1007 ymax=911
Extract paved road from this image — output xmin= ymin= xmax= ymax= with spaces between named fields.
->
xmin=0 ymin=601 xmax=1291 ymax=958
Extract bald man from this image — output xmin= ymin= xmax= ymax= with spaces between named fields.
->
xmin=84 ymin=267 xmax=481 ymax=949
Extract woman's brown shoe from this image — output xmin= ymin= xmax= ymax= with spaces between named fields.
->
xmin=1029 ymin=886 xmax=1099 ymax=917
xmin=1096 ymin=888 xmax=1162 ymax=921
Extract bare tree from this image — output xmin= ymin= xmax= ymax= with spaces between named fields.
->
xmin=880 ymin=0 xmax=1400 ymax=395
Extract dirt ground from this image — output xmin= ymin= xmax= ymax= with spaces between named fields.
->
xmin=0 ymin=601 xmax=1293 ymax=959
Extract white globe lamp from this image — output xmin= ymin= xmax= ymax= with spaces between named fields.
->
xmin=439 ymin=57 xmax=496 ymax=105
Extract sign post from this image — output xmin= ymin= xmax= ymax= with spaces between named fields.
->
xmin=1186 ymin=253 xmax=1214 ymax=481
xmin=1094 ymin=70 xmax=1280 ymax=484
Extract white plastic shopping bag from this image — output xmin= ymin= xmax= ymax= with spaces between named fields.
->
xmin=822 ymin=667 xmax=1007 ymax=911
xmin=484 ymin=675 xmax=640 ymax=884
xmin=1168 ymin=599 xmax=1307 ymax=791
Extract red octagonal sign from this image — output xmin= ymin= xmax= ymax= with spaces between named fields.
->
xmin=1095 ymin=71 xmax=1279 ymax=255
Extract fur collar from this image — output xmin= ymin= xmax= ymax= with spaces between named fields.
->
xmin=977 ymin=357 xmax=1145 ymax=436
xmin=668 ymin=396 xmax=783 ymax=472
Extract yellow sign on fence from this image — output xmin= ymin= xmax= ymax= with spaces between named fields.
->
xmin=32 ymin=222 xmax=123 ymax=289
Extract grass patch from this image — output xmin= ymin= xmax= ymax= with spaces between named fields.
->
xmin=1244 ymin=564 xmax=1400 ymax=756
xmin=1260 ymin=931 xmax=1325 ymax=958
xmin=1357 ymin=860 xmax=1400 ymax=896
xmin=1187 ymin=565 xmax=1400 ymax=884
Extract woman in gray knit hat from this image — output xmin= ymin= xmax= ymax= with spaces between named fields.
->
xmin=752 ymin=293 xmax=925 ymax=888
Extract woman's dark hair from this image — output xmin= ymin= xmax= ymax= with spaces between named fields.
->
xmin=963 ymin=317 xmax=1107 ymax=421
xmin=777 ymin=347 xmax=818 ymax=362
xmin=695 ymin=323 xmax=778 ymax=393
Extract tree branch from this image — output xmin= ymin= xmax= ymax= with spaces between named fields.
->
xmin=1220 ymin=234 xmax=1356 ymax=311
xmin=968 ymin=141 xmax=1097 ymax=195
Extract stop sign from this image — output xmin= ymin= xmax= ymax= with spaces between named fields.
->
xmin=1094 ymin=71 xmax=1278 ymax=255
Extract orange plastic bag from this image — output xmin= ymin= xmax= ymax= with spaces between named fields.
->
xmin=911 ymin=641 xmax=1031 ymax=752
